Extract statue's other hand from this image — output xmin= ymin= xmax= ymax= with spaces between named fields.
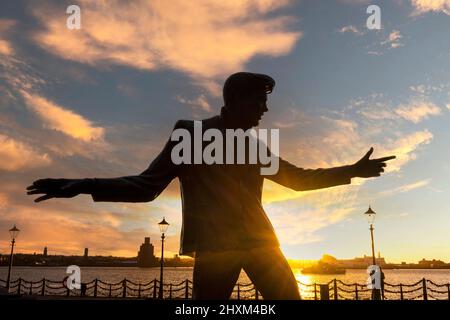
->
xmin=352 ymin=147 xmax=396 ymax=178
xmin=26 ymin=178 xmax=84 ymax=202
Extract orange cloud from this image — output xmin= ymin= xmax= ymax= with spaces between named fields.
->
xmin=339 ymin=25 xmax=364 ymax=36
xmin=376 ymin=130 xmax=433 ymax=172
xmin=0 ymin=193 xmax=8 ymax=209
xmin=411 ymin=0 xmax=450 ymax=15
xmin=266 ymin=186 xmax=358 ymax=245
xmin=395 ymin=100 xmax=441 ymax=123
xmin=0 ymin=40 xmax=13 ymax=55
xmin=20 ymin=91 xmax=105 ymax=142
xmin=30 ymin=0 xmax=301 ymax=85
xmin=382 ymin=30 xmax=404 ymax=49
xmin=378 ymin=179 xmax=431 ymax=197
xmin=176 ymin=94 xmax=212 ymax=114
xmin=0 ymin=19 xmax=17 ymax=56
xmin=355 ymin=94 xmax=442 ymax=124
xmin=0 ymin=196 xmax=181 ymax=257
xmin=0 ymin=133 xmax=51 ymax=171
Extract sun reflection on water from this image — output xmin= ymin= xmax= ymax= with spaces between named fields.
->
xmin=294 ymin=269 xmax=316 ymax=298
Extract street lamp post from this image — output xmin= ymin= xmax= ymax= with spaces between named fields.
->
xmin=6 ymin=225 xmax=20 ymax=293
xmin=158 ymin=217 xmax=169 ymax=299
xmin=364 ymin=206 xmax=381 ymax=300
xmin=364 ymin=206 xmax=377 ymax=265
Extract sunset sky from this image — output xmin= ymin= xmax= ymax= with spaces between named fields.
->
xmin=0 ymin=0 xmax=449 ymax=263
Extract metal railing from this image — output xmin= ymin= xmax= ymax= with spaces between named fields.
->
xmin=1 ymin=277 xmax=449 ymax=300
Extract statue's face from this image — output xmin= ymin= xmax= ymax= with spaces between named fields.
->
xmin=233 ymin=93 xmax=268 ymax=129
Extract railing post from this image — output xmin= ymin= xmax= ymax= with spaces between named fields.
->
xmin=447 ymin=284 xmax=450 ymax=301
xmin=169 ymin=284 xmax=173 ymax=299
xmin=29 ymin=282 xmax=33 ymax=295
xmin=320 ymin=284 xmax=330 ymax=300
xmin=41 ymin=278 xmax=46 ymax=296
xmin=355 ymin=284 xmax=358 ymax=300
xmin=400 ymin=284 xmax=403 ymax=300
xmin=109 ymin=284 xmax=112 ymax=297
xmin=138 ymin=283 xmax=141 ymax=298
xmin=237 ymin=284 xmax=240 ymax=300
xmin=333 ymin=279 xmax=338 ymax=300
xmin=185 ymin=280 xmax=189 ymax=299
xmin=153 ymin=279 xmax=157 ymax=299
xmin=422 ymin=278 xmax=427 ymax=301
xmin=122 ymin=279 xmax=127 ymax=298
xmin=94 ymin=279 xmax=98 ymax=297
xmin=314 ymin=284 xmax=317 ymax=300
xmin=80 ymin=283 xmax=86 ymax=297
xmin=255 ymin=286 xmax=259 ymax=300
xmin=18 ymin=278 xmax=22 ymax=295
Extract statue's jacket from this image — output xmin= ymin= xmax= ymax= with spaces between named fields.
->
xmin=91 ymin=115 xmax=352 ymax=257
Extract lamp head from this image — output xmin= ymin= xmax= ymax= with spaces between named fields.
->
xmin=9 ymin=224 xmax=20 ymax=240
xmin=158 ymin=217 xmax=169 ymax=234
xmin=364 ymin=206 xmax=376 ymax=225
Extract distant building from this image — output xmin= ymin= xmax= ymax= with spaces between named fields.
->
xmin=43 ymin=247 xmax=48 ymax=257
xmin=418 ymin=258 xmax=445 ymax=268
xmin=84 ymin=248 xmax=89 ymax=258
xmin=137 ymin=237 xmax=157 ymax=267
xmin=338 ymin=254 xmax=387 ymax=268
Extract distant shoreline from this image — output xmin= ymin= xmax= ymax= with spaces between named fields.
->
xmin=1 ymin=265 xmax=450 ymax=270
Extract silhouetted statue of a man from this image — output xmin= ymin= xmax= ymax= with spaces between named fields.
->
xmin=27 ymin=72 xmax=395 ymax=299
